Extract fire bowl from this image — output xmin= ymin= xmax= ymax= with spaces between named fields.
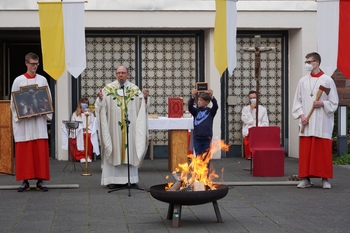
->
xmin=149 ymin=183 xmax=229 ymax=206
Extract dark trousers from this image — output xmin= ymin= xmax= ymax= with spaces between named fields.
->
xmin=193 ymin=138 xmax=211 ymax=156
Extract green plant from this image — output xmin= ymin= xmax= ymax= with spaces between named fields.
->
xmin=333 ymin=153 xmax=350 ymax=165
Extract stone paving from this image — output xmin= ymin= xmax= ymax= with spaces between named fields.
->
xmin=1 ymin=157 xmax=350 ymax=233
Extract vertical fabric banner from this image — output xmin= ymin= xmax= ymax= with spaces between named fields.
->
xmin=62 ymin=2 xmax=86 ymax=78
xmin=214 ymin=0 xmax=237 ymax=77
xmin=317 ymin=0 xmax=350 ymax=78
xmin=38 ymin=1 xmax=86 ymax=80
xmin=337 ymin=0 xmax=350 ymax=78
xmin=38 ymin=2 xmax=65 ymax=80
xmin=317 ymin=0 xmax=339 ymax=76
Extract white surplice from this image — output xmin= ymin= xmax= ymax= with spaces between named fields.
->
xmin=10 ymin=74 xmax=52 ymax=142
xmin=241 ymin=105 xmax=269 ymax=137
xmin=292 ymin=73 xmax=338 ymax=139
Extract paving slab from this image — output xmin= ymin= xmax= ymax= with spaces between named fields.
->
xmin=1 ymin=157 xmax=350 ymax=232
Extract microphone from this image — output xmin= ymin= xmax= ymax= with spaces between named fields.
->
xmin=119 ymin=78 xmax=124 ymax=87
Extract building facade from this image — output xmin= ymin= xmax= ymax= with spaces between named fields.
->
xmin=0 ymin=0 xmax=323 ymax=160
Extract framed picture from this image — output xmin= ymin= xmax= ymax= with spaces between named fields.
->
xmin=196 ymin=82 xmax=208 ymax=92
xmin=11 ymin=84 xmax=54 ymax=119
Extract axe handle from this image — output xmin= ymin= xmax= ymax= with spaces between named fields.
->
xmin=300 ymin=89 xmax=324 ymax=133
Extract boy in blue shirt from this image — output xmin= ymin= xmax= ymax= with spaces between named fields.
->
xmin=188 ymin=88 xmax=218 ymax=156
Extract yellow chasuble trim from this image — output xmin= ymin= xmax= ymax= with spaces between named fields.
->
xmin=120 ymin=100 xmax=127 ymax=162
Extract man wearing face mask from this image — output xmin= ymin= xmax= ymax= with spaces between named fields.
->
xmin=292 ymin=52 xmax=338 ymax=189
xmin=241 ymin=90 xmax=269 ymax=160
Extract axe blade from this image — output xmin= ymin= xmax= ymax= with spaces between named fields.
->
xmin=319 ymin=85 xmax=330 ymax=95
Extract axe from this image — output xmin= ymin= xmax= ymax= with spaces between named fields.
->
xmin=300 ymin=85 xmax=331 ymax=133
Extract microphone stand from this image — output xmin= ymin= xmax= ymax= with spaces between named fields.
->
xmin=108 ymin=80 xmax=146 ymax=196
xmin=81 ymin=109 xmax=92 ymax=176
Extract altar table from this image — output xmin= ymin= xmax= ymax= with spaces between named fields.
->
xmin=148 ymin=117 xmax=193 ymax=172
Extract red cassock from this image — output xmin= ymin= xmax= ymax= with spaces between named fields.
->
xmin=299 ymin=137 xmax=333 ymax=179
xmin=15 ymin=139 xmax=50 ymax=181
xmin=243 ymin=136 xmax=250 ymax=159
xmin=69 ymin=133 xmax=93 ymax=161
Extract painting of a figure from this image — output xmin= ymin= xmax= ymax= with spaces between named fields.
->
xmin=11 ymin=84 xmax=54 ymax=119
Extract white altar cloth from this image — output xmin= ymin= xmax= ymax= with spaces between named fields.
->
xmin=148 ymin=117 xmax=193 ymax=130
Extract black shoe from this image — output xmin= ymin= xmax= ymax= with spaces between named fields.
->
xmin=36 ymin=181 xmax=48 ymax=192
xmin=18 ymin=180 xmax=30 ymax=192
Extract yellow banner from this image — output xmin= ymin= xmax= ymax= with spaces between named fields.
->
xmin=214 ymin=0 xmax=237 ymax=77
xmin=214 ymin=0 xmax=228 ymax=77
xmin=38 ymin=2 xmax=66 ymax=80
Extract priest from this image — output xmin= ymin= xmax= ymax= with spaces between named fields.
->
xmin=95 ymin=65 xmax=149 ymax=189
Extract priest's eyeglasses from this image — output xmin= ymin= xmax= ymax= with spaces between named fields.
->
xmin=304 ymin=60 xmax=316 ymax=64
xmin=116 ymin=72 xmax=127 ymax=75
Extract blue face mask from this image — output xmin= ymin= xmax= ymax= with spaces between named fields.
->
xmin=81 ymin=103 xmax=88 ymax=109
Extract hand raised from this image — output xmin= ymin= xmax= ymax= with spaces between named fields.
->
xmin=97 ymin=89 xmax=103 ymax=100
xmin=142 ymin=88 xmax=149 ymax=98
xmin=191 ymin=89 xmax=198 ymax=98
xmin=207 ymin=88 xmax=213 ymax=97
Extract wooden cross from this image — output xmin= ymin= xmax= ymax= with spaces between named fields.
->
xmin=241 ymin=35 xmax=275 ymax=126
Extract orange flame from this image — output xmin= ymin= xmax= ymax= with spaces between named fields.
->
xmin=166 ymin=138 xmax=229 ymax=191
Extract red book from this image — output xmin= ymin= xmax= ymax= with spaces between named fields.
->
xmin=168 ymin=97 xmax=183 ymax=118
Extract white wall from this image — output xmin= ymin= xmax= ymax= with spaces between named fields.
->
xmin=289 ymin=29 xmax=304 ymax=158
xmin=56 ymin=72 xmax=72 ymax=161
xmin=204 ymin=28 xmax=223 ymax=159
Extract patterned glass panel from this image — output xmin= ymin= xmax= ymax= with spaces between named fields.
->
xmin=141 ymin=37 xmax=197 ymax=145
xmin=80 ymin=36 xmax=197 ymax=146
xmin=81 ymin=37 xmax=136 ymax=104
xmin=228 ymin=36 xmax=283 ymax=145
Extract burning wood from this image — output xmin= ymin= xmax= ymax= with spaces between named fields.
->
xmin=168 ymin=181 xmax=205 ymax=192
xmin=178 ymin=184 xmax=192 ymax=192
xmin=192 ymin=182 xmax=205 ymax=191
xmin=168 ymin=181 xmax=182 ymax=191
xmin=172 ymin=172 xmax=181 ymax=182
xmin=166 ymin=138 xmax=229 ymax=192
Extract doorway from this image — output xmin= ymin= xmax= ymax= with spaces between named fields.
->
xmin=1 ymin=32 xmax=56 ymax=159
xmin=222 ymin=31 xmax=289 ymax=157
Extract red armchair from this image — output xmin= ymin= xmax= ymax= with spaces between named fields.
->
xmin=248 ymin=126 xmax=285 ymax=177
